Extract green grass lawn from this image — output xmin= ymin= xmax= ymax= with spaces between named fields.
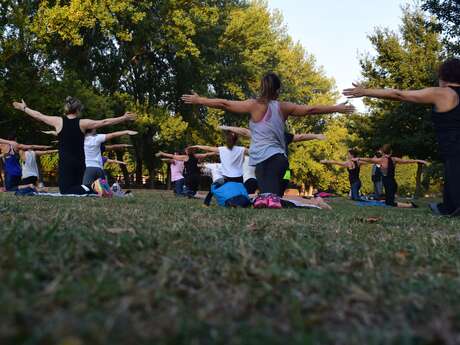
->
xmin=1 ymin=191 xmax=459 ymax=345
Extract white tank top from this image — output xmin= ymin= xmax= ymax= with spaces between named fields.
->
xmin=22 ymin=151 xmax=39 ymax=179
xmin=218 ymin=146 xmax=245 ymax=178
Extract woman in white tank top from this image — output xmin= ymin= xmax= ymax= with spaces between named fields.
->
xmin=188 ymin=131 xmax=248 ymax=183
xmin=182 ymin=73 xmax=355 ymax=209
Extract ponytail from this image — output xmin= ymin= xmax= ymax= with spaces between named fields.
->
xmin=64 ymin=96 xmax=83 ymax=115
xmin=258 ymin=72 xmax=281 ymax=103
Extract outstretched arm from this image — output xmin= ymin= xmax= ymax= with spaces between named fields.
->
xmin=104 ymin=130 xmax=138 ymax=142
xmin=343 ymin=83 xmax=446 ymax=106
xmin=356 ymin=157 xmax=382 ymax=165
xmin=182 ymin=92 xmax=255 ymax=114
xmin=392 ymin=157 xmax=428 ymax=165
xmin=42 ymin=130 xmax=58 ymax=136
xmin=281 ymin=102 xmax=355 ymax=118
xmin=219 ymin=126 xmax=251 ymax=138
xmin=188 ymin=145 xmax=219 ymax=153
xmin=16 ymin=144 xmax=53 ymax=151
xmin=320 ymin=160 xmax=351 ymax=168
xmin=155 ymin=151 xmax=188 ymax=161
xmin=80 ymin=112 xmax=137 ymax=131
xmin=104 ymin=144 xmax=133 ymax=151
xmin=13 ymin=100 xmax=61 ymax=129
xmin=0 ymin=138 xmax=16 ymax=145
xmin=35 ymin=150 xmax=58 ymax=156
xmin=196 ymin=152 xmax=218 ymax=160
xmin=293 ymin=133 xmax=326 ymax=142
xmin=106 ymin=159 xmax=127 ymax=166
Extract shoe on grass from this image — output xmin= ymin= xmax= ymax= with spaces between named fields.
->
xmin=267 ymin=195 xmax=282 ymax=209
xmin=254 ymin=195 xmax=269 ymax=209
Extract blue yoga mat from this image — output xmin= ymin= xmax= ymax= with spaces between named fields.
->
xmin=355 ymin=201 xmax=388 ymax=207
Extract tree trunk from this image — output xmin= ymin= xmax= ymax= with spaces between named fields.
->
xmin=414 ymin=163 xmax=424 ymax=199
xmin=136 ymin=155 xmax=143 ymax=186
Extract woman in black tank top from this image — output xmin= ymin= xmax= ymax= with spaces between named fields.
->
xmin=344 ymin=58 xmax=460 ymax=215
xmin=13 ymin=97 xmax=136 ymax=195
xmin=357 ymin=144 xmax=428 ymax=208
xmin=321 ymin=149 xmax=364 ymax=201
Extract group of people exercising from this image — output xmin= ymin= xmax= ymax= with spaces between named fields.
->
xmin=1 ymin=97 xmax=136 ymax=196
xmin=1 ymin=57 xmax=459 ymax=215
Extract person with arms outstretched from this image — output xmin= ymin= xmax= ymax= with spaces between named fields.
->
xmin=156 ymin=149 xmax=216 ymax=197
xmin=321 ymin=149 xmax=365 ymax=201
xmin=83 ymin=129 xmax=137 ymax=189
xmin=344 ymin=58 xmax=460 ymax=215
xmin=0 ymin=136 xmax=51 ymax=191
xmin=12 ymin=97 xmax=136 ymax=195
xmin=182 ymin=72 xmax=354 ymax=208
xmin=355 ymin=144 xmax=428 ymax=208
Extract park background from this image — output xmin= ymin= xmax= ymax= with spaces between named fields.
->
xmin=1 ymin=0 xmax=459 ymax=196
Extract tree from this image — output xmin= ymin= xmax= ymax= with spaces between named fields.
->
xmin=0 ymin=0 xmax=339 ymax=189
xmin=422 ymin=0 xmax=460 ymax=54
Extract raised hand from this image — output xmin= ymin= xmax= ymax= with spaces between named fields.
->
xmin=343 ymin=83 xmax=367 ymax=99
xmin=320 ymin=160 xmax=328 ymax=164
xmin=181 ymin=92 xmax=201 ymax=105
xmin=418 ymin=160 xmax=429 ymax=165
xmin=316 ymin=134 xmax=326 ymax=141
xmin=126 ymin=130 xmax=138 ymax=136
xmin=155 ymin=152 xmax=164 ymax=158
xmin=13 ymin=99 xmax=27 ymax=111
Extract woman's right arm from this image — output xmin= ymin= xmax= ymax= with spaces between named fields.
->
xmin=281 ymin=102 xmax=355 ymax=118
xmin=13 ymin=100 xmax=61 ymax=129
xmin=293 ymin=133 xmax=326 ymax=142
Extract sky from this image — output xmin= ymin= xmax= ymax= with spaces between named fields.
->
xmin=268 ymin=0 xmax=412 ymax=109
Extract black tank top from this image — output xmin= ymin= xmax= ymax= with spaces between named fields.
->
xmin=347 ymin=161 xmax=360 ymax=183
xmin=431 ymin=87 xmax=460 ymax=158
xmin=58 ymin=117 xmax=85 ymax=169
xmin=184 ymin=155 xmax=200 ymax=176
xmin=382 ymin=156 xmax=395 ymax=178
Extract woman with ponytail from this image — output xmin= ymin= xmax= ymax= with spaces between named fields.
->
xmin=12 ymin=97 xmax=136 ymax=195
xmin=182 ymin=73 xmax=355 ymax=208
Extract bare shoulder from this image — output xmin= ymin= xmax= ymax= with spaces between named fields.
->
xmin=434 ymin=86 xmax=459 ymax=112
xmin=250 ymin=99 xmax=270 ymax=122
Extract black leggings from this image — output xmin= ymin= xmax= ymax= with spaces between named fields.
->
xmin=383 ymin=176 xmax=398 ymax=207
xmin=59 ymin=164 xmax=91 ymax=195
xmin=185 ymin=174 xmax=200 ymax=194
xmin=224 ymin=176 xmax=243 ymax=183
xmin=255 ymin=154 xmax=289 ymax=196
xmin=438 ymin=157 xmax=460 ymax=215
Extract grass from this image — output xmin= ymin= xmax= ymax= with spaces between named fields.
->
xmin=1 ymin=191 xmax=459 ymax=345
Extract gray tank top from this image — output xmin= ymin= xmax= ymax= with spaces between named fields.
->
xmin=249 ymin=101 xmax=286 ymax=165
